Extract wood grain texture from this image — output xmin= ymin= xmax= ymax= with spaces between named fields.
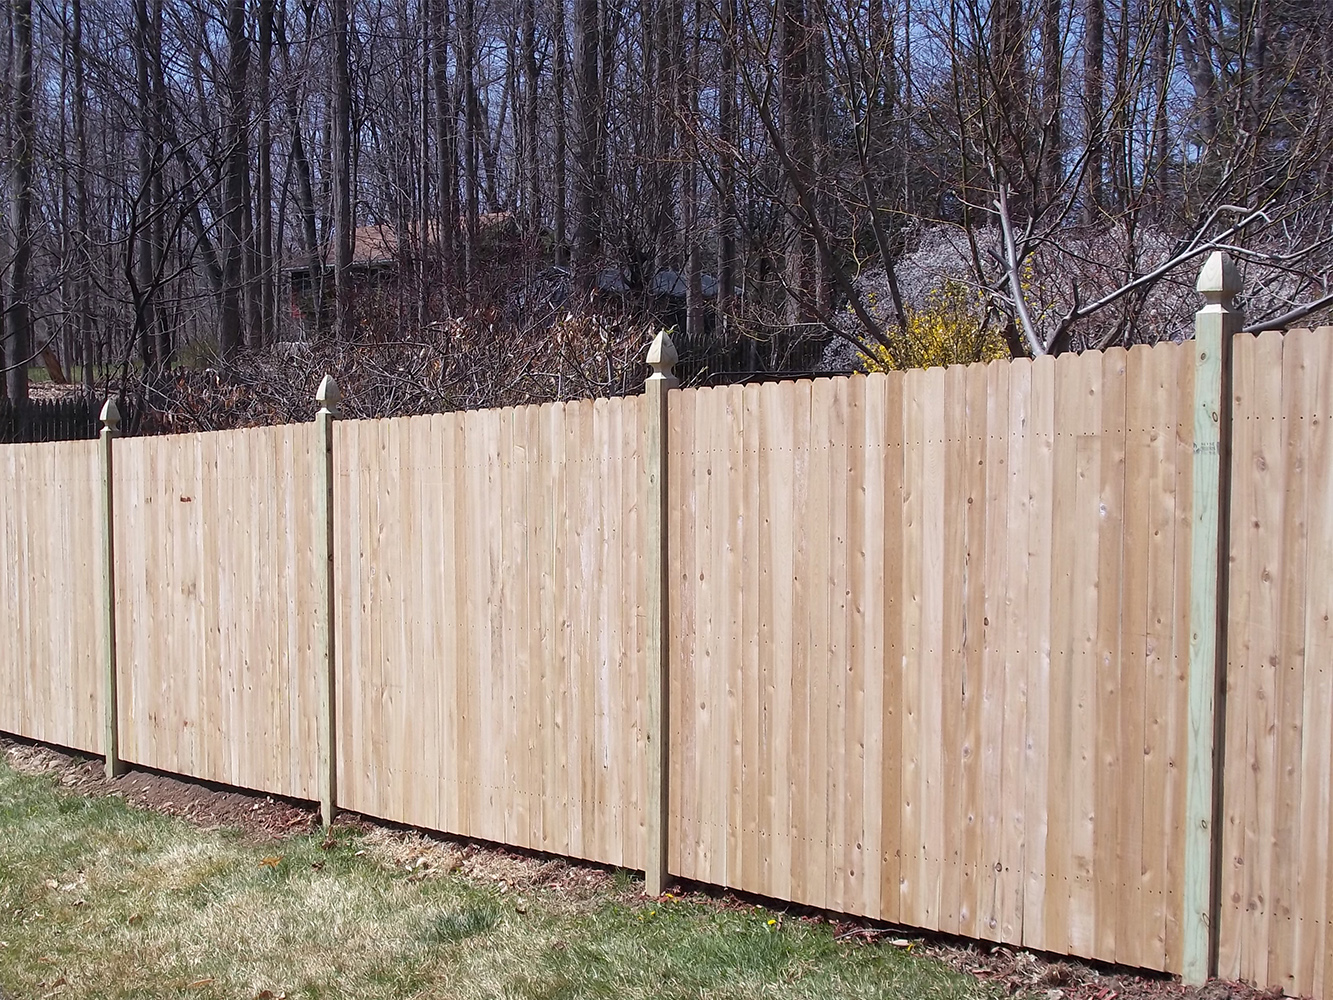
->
xmin=0 ymin=440 xmax=104 ymax=753
xmin=112 ymin=426 xmax=322 ymax=799
xmin=2 ymin=339 xmax=1270 ymax=989
xmin=334 ymin=400 xmax=646 ymax=871
xmin=644 ymin=374 xmax=671 ymax=894
xmin=666 ymin=352 xmax=1194 ymax=976
xmin=1221 ymin=328 xmax=1333 ymax=999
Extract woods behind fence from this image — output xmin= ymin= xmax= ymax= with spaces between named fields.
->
xmin=2 ymin=321 xmax=1332 ymax=998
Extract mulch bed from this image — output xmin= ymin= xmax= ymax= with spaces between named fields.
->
xmin=1 ymin=739 xmax=318 ymax=841
xmin=0 ymin=736 xmax=1290 ymax=1000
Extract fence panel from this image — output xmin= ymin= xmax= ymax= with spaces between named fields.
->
xmin=333 ymin=398 xmax=646 ymax=870
xmin=667 ymin=343 xmax=1196 ymax=973
xmin=113 ymin=425 xmax=322 ymax=799
xmin=0 ymin=440 xmax=104 ymax=752
xmin=19 ymin=326 xmax=1333 ymax=996
xmin=1220 ymin=327 xmax=1333 ymax=999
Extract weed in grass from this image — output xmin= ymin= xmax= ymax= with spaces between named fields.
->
xmin=416 ymin=902 xmax=502 ymax=946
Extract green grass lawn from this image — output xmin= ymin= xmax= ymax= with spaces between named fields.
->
xmin=0 ymin=753 xmax=1004 ymax=1000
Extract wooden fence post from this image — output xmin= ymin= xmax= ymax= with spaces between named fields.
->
xmin=99 ymin=398 xmax=122 ymax=779
xmin=644 ymin=329 xmax=678 ymax=896
xmin=1183 ymin=251 xmax=1240 ymax=985
xmin=315 ymin=375 xmax=341 ymax=827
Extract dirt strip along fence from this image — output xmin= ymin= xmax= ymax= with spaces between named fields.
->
xmin=0 ymin=256 xmax=1329 ymax=998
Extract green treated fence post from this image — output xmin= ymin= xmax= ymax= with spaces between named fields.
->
xmin=643 ymin=330 xmax=677 ymax=897
xmin=316 ymin=375 xmax=341 ymax=828
xmin=99 ymin=398 xmax=122 ymax=779
xmin=1183 ymin=251 xmax=1240 ymax=985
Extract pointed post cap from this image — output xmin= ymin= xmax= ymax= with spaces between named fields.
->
xmin=99 ymin=398 xmax=121 ymax=432
xmin=645 ymin=329 xmax=679 ymax=387
xmin=316 ymin=374 xmax=342 ymax=415
xmin=1196 ymin=251 xmax=1242 ymax=307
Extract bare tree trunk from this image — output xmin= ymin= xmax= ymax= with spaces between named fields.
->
xmin=1083 ymin=0 xmax=1104 ymax=222
xmin=597 ymin=0 xmax=616 ymax=253
xmin=257 ymin=0 xmax=276 ymax=346
xmin=900 ymin=0 xmax=911 ymax=204
xmin=553 ymin=0 xmax=569 ymax=265
xmin=1039 ymin=0 xmax=1063 ymax=203
xmin=1248 ymin=0 xmax=1270 ymax=190
xmin=280 ymin=0 xmax=324 ymax=337
xmin=1109 ymin=0 xmax=1130 ymax=212
xmin=716 ymin=0 xmax=737 ymax=324
xmin=475 ymin=71 xmax=506 ymax=212
xmin=522 ymin=0 xmax=540 ymax=233
xmin=504 ymin=22 xmax=524 ymax=212
xmin=1177 ymin=2 xmax=1219 ymax=161
xmin=151 ymin=0 xmax=171 ymax=365
xmin=58 ymin=2 xmax=72 ymax=375
xmin=332 ymin=0 xmax=354 ymax=338
xmin=989 ymin=0 xmax=1028 ymax=203
xmin=293 ymin=133 xmax=323 ymax=332
xmin=461 ymin=0 xmax=481 ymax=292
xmin=1152 ymin=0 xmax=1172 ymax=205
xmin=72 ymin=0 xmax=92 ymax=387
xmin=217 ymin=0 xmax=250 ymax=355
xmin=133 ymin=0 xmax=158 ymax=369
xmin=650 ymin=0 xmax=679 ymax=273
xmin=4 ymin=0 xmax=34 ymax=404
xmin=808 ymin=0 xmax=831 ymax=316
xmin=431 ymin=0 xmax=458 ymax=294
xmin=573 ymin=0 xmax=601 ymax=289
xmin=779 ymin=0 xmax=811 ymax=325
xmin=683 ymin=0 xmax=704 ymax=344
xmin=419 ymin=1 xmax=432 ymax=329
xmin=242 ymin=151 xmax=263 ymax=345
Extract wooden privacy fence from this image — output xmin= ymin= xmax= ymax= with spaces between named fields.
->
xmin=0 ymin=253 xmax=1330 ymax=999
xmin=666 ymin=347 xmax=1199 ymax=973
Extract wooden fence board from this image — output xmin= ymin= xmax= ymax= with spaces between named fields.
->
xmin=1021 ymin=355 xmax=1054 ymax=947
xmin=0 ymin=440 xmax=103 ymax=753
xmin=664 ymin=353 xmax=1193 ymax=974
xmin=1001 ymin=359 xmax=1032 ymax=945
xmin=13 ymin=333 xmax=1302 ymax=990
xmin=1271 ymin=330 xmax=1315 ymax=992
xmin=860 ymin=374 xmax=889 ymax=921
xmin=740 ymin=384 xmax=762 ymax=897
xmin=333 ymin=400 xmax=645 ymax=870
xmin=900 ymin=368 xmax=926 ymax=927
xmin=1296 ymin=330 xmax=1333 ymax=997
xmin=112 ymin=426 xmax=321 ymax=799
xmin=1095 ymin=349 xmax=1127 ymax=962
xmin=878 ymin=371 xmax=906 ymax=927
xmin=666 ymin=387 xmax=693 ymax=878
xmin=1164 ymin=337 xmax=1195 ymax=972
xmin=979 ymin=359 xmax=1010 ymax=942
xmin=959 ymin=361 xmax=990 ymax=940
xmin=1221 ymin=328 xmax=1333 ymax=998
xmin=1118 ymin=346 xmax=1152 ymax=970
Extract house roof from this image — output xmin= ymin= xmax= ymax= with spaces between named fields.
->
xmin=283 ymin=214 xmax=516 ymax=272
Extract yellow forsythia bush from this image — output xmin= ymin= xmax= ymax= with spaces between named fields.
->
xmin=862 ymin=279 xmax=1009 ymax=372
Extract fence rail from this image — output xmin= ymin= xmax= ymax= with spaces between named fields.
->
xmin=0 ymin=254 xmax=1330 ymax=999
